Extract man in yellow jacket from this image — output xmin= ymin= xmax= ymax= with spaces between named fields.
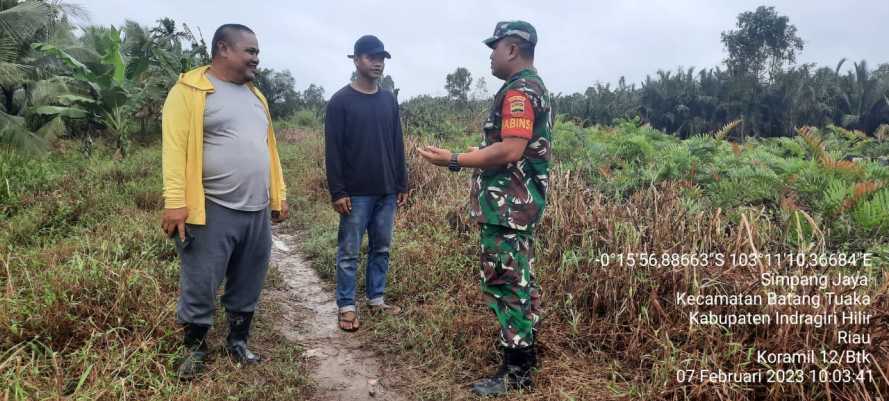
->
xmin=160 ymin=23 xmax=288 ymax=380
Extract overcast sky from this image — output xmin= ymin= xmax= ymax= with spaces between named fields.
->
xmin=81 ymin=0 xmax=889 ymax=99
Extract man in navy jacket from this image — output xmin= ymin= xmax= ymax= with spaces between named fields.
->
xmin=325 ymin=35 xmax=408 ymax=332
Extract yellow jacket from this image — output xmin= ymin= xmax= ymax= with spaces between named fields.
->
xmin=162 ymin=65 xmax=286 ymax=225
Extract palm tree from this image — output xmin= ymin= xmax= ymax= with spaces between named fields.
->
xmin=0 ymin=0 xmax=80 ymax=152
xmin=837 ymin=60 xmax=889 ymax=133
xmin=121 ymin=18 xmax=209 ymax=135
xmin=0 ymin=1 xmax=54 ymax=112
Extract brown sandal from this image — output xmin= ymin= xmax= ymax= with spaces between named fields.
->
xmin=338 ymin=310 xmax=360 ymax=332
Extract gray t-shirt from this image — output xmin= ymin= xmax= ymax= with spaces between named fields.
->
xmin=202 ymin=73 xmax=270 ymax=211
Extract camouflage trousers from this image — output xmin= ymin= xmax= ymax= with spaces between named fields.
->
xmin=479 ymin=223 xmax=541 ymax=349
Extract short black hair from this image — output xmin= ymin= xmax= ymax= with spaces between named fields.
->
xmin=503 ymin=36 xmax=535 ymax=60
xmin=211 ymin=24 xmax=254 ymax=59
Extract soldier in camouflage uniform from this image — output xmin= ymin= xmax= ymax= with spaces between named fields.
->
xmin=417 ymin=20 xmax=551 ymax=396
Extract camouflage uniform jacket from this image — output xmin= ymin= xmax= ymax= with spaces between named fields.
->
xmin=470 ymin=68 xmax=552 ymax=232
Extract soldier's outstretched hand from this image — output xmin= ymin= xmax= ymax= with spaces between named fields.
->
xmin=416 ymin=145 xmax=451 ymax=166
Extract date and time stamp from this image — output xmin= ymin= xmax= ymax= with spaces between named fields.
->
xmin=592 ymin=251 xmax=881 ymax=386
xmin=676 ymin=367 xmax=876 ymax=384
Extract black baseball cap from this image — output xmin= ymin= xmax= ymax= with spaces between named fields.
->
xmin=348 ymin=35 xmax=391 ymax=59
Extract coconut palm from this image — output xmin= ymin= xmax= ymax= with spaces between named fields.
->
xmin=0 ymin=0 xmax=84 ymax=152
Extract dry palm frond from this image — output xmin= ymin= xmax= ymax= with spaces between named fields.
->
xmin=875 ymin=124 xmax=889 ymax=142
xmin=799 ymin=127 xmax=865 ymax=175
xmin=797 ymin=126 xmax=829 ymax=162
xmin=837 ymin=181 xmax=882 ymax=216
xmin=821 ymin=157 xmax=864 ymax=175
xmin=712 ymin=118 xmax=741 ymax=140
xmin=597 ymin=163 xmax=612 ymax=178
xmin=780 ymin=193 xmax=799 ymax=212
xmin=731 ymin=142 xmax=742 ymax=157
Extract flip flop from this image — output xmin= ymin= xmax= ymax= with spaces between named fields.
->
xmin=338 ymin=310 xmax=360 ymax=332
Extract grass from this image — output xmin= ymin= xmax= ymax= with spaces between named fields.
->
xmin=2 ymin=119 xmax=886 ymax=400
xmin=1 ymin=140 xmax=312 ymax=400
xmin=280 ymin=123 xmax=888 ymax=401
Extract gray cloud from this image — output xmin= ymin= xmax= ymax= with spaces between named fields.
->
xmin=81 ymin=0 xmax=889 ymax=99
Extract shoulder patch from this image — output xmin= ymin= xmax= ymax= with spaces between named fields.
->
xmin=508 ymin=95 xmax=526 ymax=114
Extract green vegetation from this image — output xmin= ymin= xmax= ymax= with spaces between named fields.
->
xmin=0 ymin=1 xmax=320 ymax=156
xmin=283 ymin=122 xmax=887 ymax=400
xmin=554 ymin=118 xmax=889 ymax=247
xmin=253 ymin=70 xmax=326 ymax=120
xmin=1 ymin=1 xmax=886 ymax=400
xmin=1 ymin=2 xmax=210 ymax=154
xmin=0 ymin=140 xmax=312 ymax=400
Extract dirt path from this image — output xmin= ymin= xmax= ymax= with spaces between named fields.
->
xmin=265 ymin=229 xmax=409 ymax=401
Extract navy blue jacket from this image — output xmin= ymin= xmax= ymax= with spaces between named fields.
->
xmin=324 ymin=85 xmax=408 ymax=201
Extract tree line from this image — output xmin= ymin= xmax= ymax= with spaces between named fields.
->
xmin=2 ymin=2 xmax=887 ymax=156
xmin=403 ymin=7 xmax=889 ymax=141
xmin=553 ymin=6 xmax=889 ymax=138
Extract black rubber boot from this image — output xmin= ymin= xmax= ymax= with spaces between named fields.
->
xmin=177 ymin=323 xmax=209 ymax=381
xmin=470 ymin=345 xmax=536 ymax=396
xmin=226 ymin=311 xmax=261 ymax=365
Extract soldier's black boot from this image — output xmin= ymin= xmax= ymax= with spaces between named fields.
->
xmin=226 ymin=311 xmax=261 ymax=365
xmin=470 ymin=345 xmax=536 ymax=396
xmin=177 ymin=323 xmax=209 ymax=381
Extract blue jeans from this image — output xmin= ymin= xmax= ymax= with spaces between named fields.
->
xmin=335 ymin=194 xmax=396 ymax=311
